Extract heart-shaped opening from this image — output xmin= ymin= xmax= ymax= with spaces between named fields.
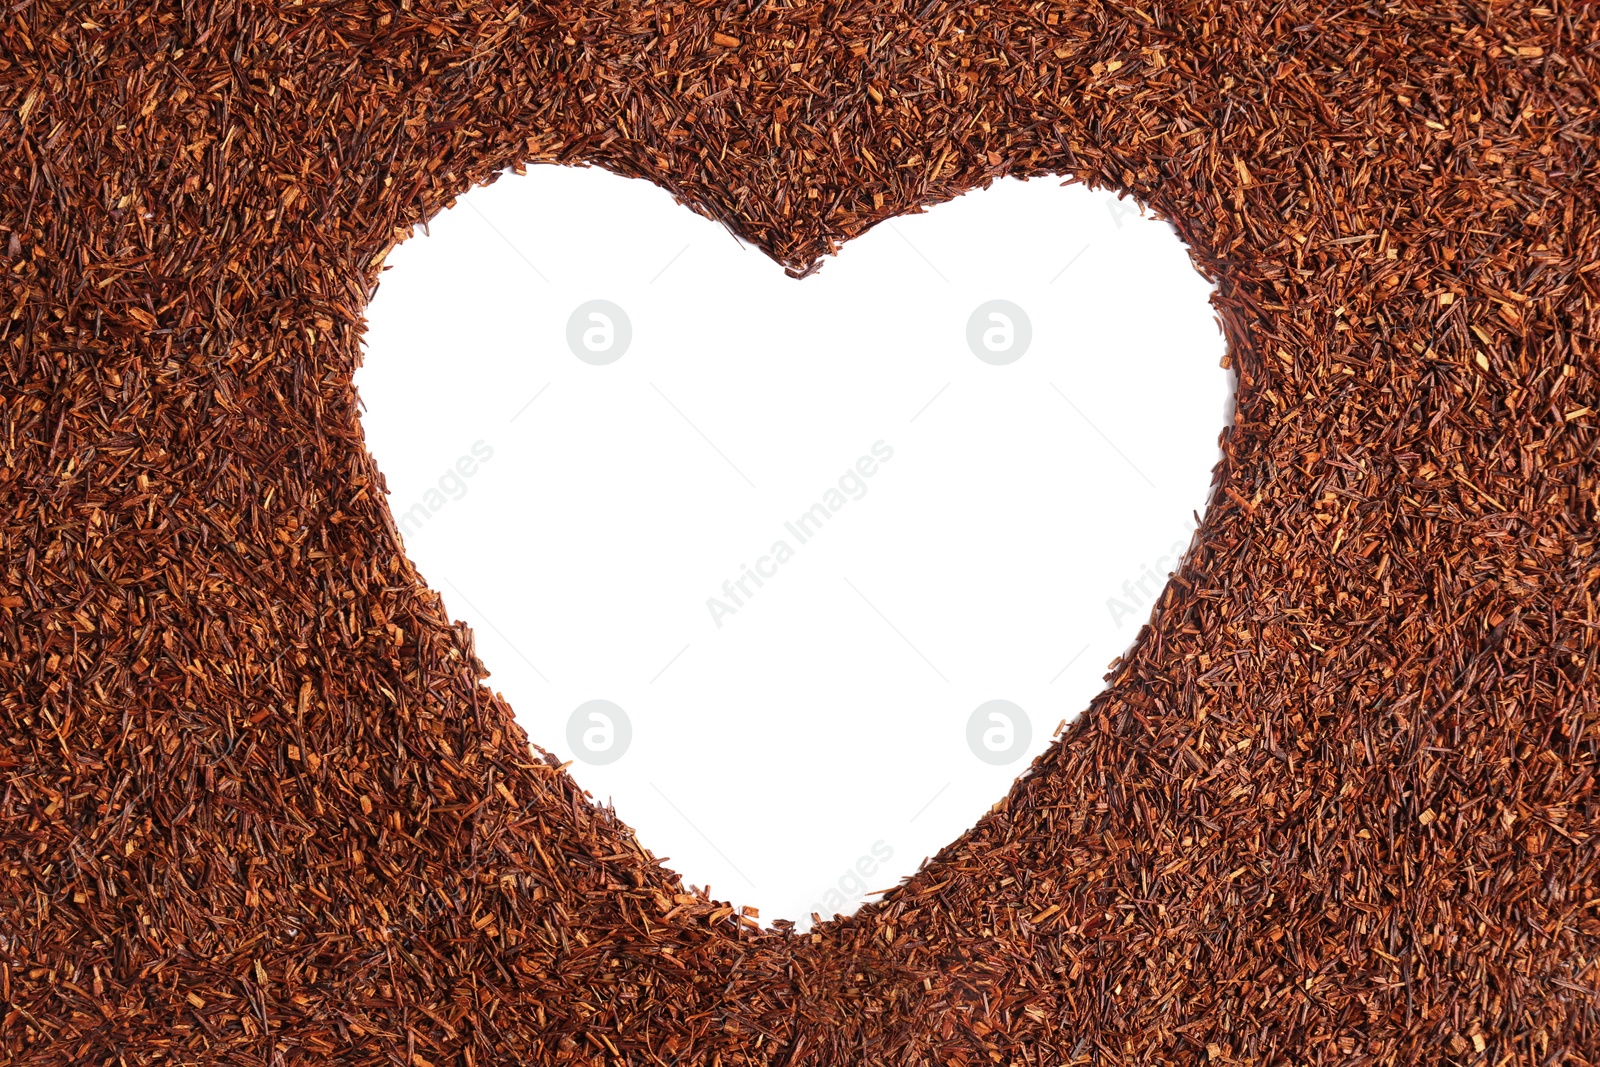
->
xmin=357 ymin=165 xmax=1230 ymax=927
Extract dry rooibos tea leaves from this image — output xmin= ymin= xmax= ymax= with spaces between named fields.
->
xmin=2 ymin=0 xmax=1597 ymax=1064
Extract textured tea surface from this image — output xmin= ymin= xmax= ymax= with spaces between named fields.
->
xmin=2 ymin=1 xmax=1598 ymax=1065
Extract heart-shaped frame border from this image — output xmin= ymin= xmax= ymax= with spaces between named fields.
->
xmin=2 ymin=2 xmax=1596 ymax=1064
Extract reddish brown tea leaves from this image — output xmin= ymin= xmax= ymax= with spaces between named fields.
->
xmin=2 ymin=0 xmax=1598 ymax=1066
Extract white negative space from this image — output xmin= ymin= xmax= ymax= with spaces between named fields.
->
xmin=357 ymin=166 xmax=1229 ymax=928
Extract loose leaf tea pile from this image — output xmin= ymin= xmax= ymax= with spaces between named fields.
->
xmin=3 ymin=0 xmax=1598 ymax=1064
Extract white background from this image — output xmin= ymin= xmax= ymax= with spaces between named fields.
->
xmin=357 ymin=166 xmax=1229 ymax=928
